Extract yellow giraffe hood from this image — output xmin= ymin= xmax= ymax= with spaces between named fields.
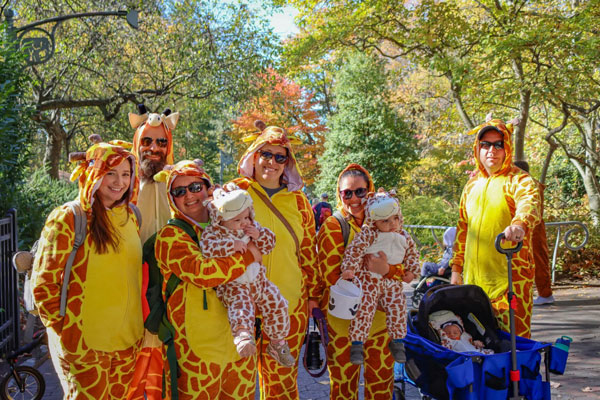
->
xmin=468 ymin=117 xmax=517 ymax=177
xmin=154 ymin=159 xmax=213 ymax=225
xmin=69 ymin=137 xmax=139 ymax=212
xmin=237 ymin=122 xmax=304 ymax=192
xmin=335 ymin=163 xmax=375 ymax=214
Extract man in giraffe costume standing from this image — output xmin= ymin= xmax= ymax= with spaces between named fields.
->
xmin=450 ymin=117 xmax=541 ymax=338
xmin=128 ymin=104 xmax=179 ymax=399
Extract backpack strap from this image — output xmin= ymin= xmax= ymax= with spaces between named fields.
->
xmin=59 ymin=201 xmax=87 ymax=317
xmin=333 ymin=211 xmax=351 ymax=248
xmin=129 ymin=203 xmax=142 ymax=229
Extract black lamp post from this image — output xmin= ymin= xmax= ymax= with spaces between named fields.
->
xmin=3 ymin=9 xmax=138 ymax=66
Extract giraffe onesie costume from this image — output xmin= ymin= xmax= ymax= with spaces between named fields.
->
xmin=32 ymin=141 xmax=143 ymax=399
xmin=342 ymin=191 xmax=420 ymax=363
xmin=232 ymin=124 xmax=318 ymax=400
xmin=201 ymin=186 xmax=292 ymax=363
xmin=154 ymin=160 xmax=257 ymax=400
xmin=316 ymin=164 xmax=413 ymax=399
xmin=451 ymin=118 xmax=541 ymax=338
xmin=129 ymin=106 xmax=179 ymax=400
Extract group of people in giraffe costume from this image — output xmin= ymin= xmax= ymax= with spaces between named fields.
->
xmin=29 ymin=106 xmax=545 ymax=399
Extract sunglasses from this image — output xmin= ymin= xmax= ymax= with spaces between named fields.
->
xmin=170 ymin=181 xmax=206 ymax=198
xmin=339 ymin=187 xmax=368 ymax=200
xmin=480 ymin=140 xmax=504 ymax=150
xmin=258 ymin=150 xmax=289 ymax=164
xmin=140 ymin=137 xmax=168 ymax=148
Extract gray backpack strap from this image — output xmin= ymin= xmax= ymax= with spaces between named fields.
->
xmin=59 ymin=201 xmax=87 ymax=317
xmin=333 ymin=211 xmax=350 ymax=248
xmin=129 ymin=203 xmax=142 ymax=229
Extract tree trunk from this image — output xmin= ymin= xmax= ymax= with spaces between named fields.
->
xmin=42 ymin=119 xmax=67 ymax=180
xmin=511 ymin=58 xmax=531 ymax=162
xmin=581 ymin=167 xmax=600 ymax=227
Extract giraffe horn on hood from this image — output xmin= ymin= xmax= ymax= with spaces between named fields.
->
xmin=485 ymin=112 xmax=493 ymax=122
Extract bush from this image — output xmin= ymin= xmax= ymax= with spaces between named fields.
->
xmin=15 ymin=169 xmax=78 ymax=249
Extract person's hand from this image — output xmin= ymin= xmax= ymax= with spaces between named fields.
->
xmin=233 ymin=240 xmax=247 ymax=253
xmin=243 ymin=224 xmax=259 ymax=240
xmin=246 ymin=241 xmax=262 ymax=264
xmin=402 ymin=270 xmax=415 ymax=284
xmin=365 ymin=251 xmax=390 ymax=275
xmin=340 ymin=269 xmax=355 ymax=280
xmin=438 ymin=266 xmax=446 ymax=276
xmin=473 ymin=340 xmax=484 ymax=349
xmin=308 ymin=299 xmax=320 ymax=315
xmin=451 ymin=271 xmax=463 ymax=285
xmin=503 ymin=224 xmax=525 ymax=242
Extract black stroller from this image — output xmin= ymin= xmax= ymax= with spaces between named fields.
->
xmin=410 ymin=267 xmax=452 ymax=308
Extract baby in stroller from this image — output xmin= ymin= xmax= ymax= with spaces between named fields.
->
xmin=429 ymin=310 xmax=494 ymax=354
xmin=411 ymin=227 xmax=456 ymax=307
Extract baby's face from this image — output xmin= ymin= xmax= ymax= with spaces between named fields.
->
xmin=374 ymin=215 xmax=400 ymax=232
xmin=221 ymin=208 xmax=252 ymax=231
xmin=442 ymin=324 xmax=462 ymax=340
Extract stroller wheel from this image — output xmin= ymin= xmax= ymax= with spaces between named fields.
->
xmin=411 ymin=291 xmax=423 ymax=308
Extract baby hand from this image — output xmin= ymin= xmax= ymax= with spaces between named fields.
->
xmin=402 ymin=270 xmax=415 ymax=284
xmin=243 ymin=224 xmax=259 ymax=240
xmin=340 ymin=269 xmax=355 ymax=280
xmin=233 ymin=240 xmax=247 ymax=253
xmin=473 ymin=340 xmax=484 ymax=349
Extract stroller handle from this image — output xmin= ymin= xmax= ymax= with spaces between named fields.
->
xmin=494 ymin=233 xmax=523 ymax=255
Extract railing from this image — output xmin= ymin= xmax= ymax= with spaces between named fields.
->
xmin=0 ymin=209 xmax=19 ymax=356
xmin=405 ymin=221 xmax=590 ymax=284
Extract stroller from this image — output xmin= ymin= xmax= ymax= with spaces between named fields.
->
xmin=395 ymin=283 xmax=569 ymax=399
xmin=411 ymin=267 xmax=451 ymax=308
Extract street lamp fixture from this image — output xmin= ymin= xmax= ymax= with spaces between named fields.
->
xmin=3 ymin=9 xmax=139 ymax=66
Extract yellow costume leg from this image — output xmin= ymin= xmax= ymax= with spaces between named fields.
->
xmin=490 ymin=270 xmax=534 ymax=338
xmin=221 ymin=355 xmax=257 ymax=399
xmin=107 ymin=346 xmax=138 ymax=399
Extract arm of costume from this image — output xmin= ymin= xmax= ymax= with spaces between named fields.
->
xmin=31 ymin=206 xmax=76 ymax=334
xmin=316 ymin=216 xmax=347 ymax=293
xmin=385 ymin=232 xmax=420 ymax=280
xmin=451 ymin=184 xmax=471 ymax=274
xmin=254 ymin=221 xmax=276 ymax=254
xmin=341 ymin=225 xmax=376 ymax=272
xmin=157 ymin=224 xmax=253 ymax=288
xmin=200 ymin=225 xmax=236 ymax=258
xmin=296 ymin=193 xmax=319 ymax=299
xmin=509 ymin=173 xmax=541 ymax=234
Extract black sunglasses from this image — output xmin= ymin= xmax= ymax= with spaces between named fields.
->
xmin=340 ymin=187 xmax=368 ymax=200
xmin=140 ymin=137 xmax=168 ymax=148
xmin=480 ymin=140 xmax=504 ymax=150
xmin=170 ymin=181 xmax=206 ymax=198
xmin=258 ymin=150 xmax=289 ymax=164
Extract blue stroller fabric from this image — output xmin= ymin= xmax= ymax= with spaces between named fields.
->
xmin=403 ymin=284 xmax=554 ymax=400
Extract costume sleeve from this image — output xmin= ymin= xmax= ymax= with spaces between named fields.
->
xmin=316 ymin=216 xmax=347 ymax=294
xmin=296 ymin=193 xmax=319 ymax=299
xmin=451 ymin=182 xmax=471 ymax=274
xmin=199 ymin=225 xmax=236 ymax=258
xmin=157 ymin=225 xmax=253 ymax=288
xmin=341 ymin=225 xmax=376 ymax=272
xmin=31 ymin=205 xmax=76 ymax=334
xmin=385 ymin=232 xmax=419 ymax=280
xmin=509 ymin=173 xmax=541 ymax=234
xmin=254 ymin=221 xmax=276 ymax=255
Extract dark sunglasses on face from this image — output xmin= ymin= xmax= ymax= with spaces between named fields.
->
xmin=340 ymin=187 xmax=368 ymax=200
xmin=170 ymin=182 xmax=205 ymax=198
xmin=140 ymin=137 xmax=168 ymax=148
xmin=480 ymin=140 xmax=504 ymax=150
xmin=258 ymin=150 xmax=289 ymax=164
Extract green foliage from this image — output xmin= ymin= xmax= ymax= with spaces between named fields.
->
xmin=0 ymin=24 xmax=34 ymax=215
xmin=401 ymin=196 xmax=458 ymax=227
xmin=315 ymin=52 xmax=418 ymax=195
xmin=15 ymin=169 xmax=79 ymax=248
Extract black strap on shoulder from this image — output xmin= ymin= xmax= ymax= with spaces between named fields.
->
xmin=333 ymin=211 xmax=350 ymax=248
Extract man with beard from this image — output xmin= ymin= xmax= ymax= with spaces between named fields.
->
xmin=128 ymin=104 xmax=179 ymax=400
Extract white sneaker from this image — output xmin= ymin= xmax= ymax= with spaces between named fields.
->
xmin=533 ymin=295 xmax=555 ymax=305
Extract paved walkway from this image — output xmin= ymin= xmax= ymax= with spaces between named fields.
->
xmin=17 ymin=284 xmax=600 ymax=399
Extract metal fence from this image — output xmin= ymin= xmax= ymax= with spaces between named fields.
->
xmin=0 ymin=209 xmax=19 ymax=356
xmin=405 ymin=221 xmax=589 ymax=284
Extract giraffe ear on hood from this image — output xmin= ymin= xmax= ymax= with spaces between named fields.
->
xmin=153 ymin=165 xmax=173 ymax=183
xmin=163 ymin=111 xmax=180 ymax=131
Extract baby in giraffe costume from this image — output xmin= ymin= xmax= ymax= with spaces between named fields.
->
xmin=340 ymin=190 xmax=420 ymax=365
xmin=200 ymin=183 xmax=295 ymax=367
